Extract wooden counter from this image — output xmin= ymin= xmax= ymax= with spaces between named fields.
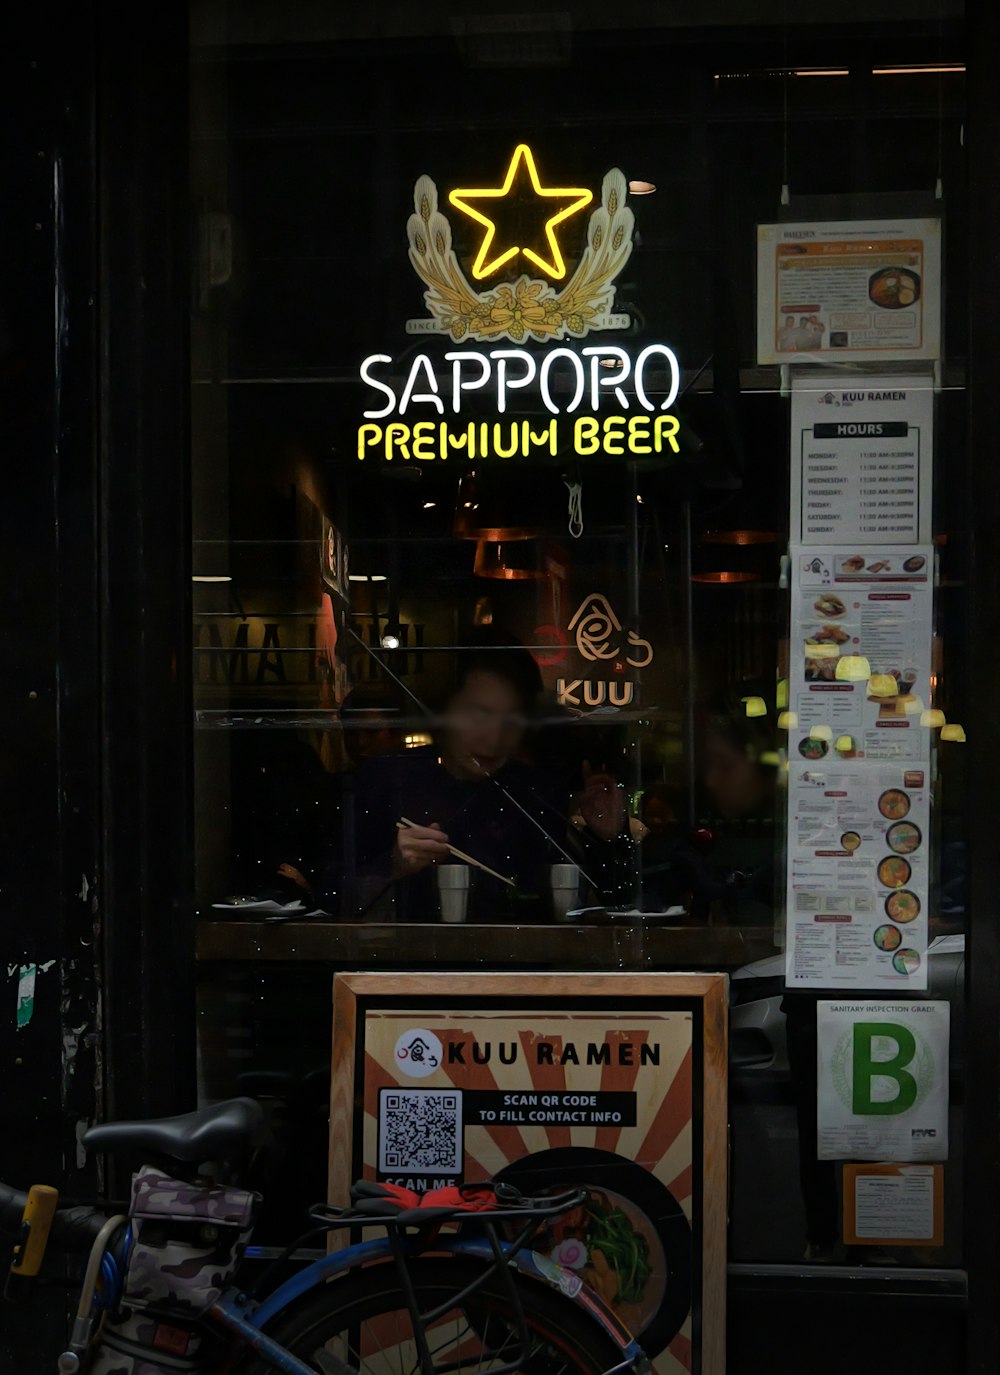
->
xmin=196 ymin=918 xmax=775 ymax=969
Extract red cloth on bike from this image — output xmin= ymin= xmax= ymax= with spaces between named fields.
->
xmin=357 ymin=1181 xmax=497 ymax=1213
xmin=420 ymin=1185 xmax=496 ymax=1212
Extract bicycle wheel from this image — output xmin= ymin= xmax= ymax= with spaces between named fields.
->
xmin=237 ymin=1257 xmax=628 ymax=1375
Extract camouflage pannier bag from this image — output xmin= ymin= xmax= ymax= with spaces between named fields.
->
xmin=89 ymin=1166 xmax=256 ymax=1374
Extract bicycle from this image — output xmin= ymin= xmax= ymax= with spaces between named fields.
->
xmin=1 ymin=1096 xmax=649 ymax=1375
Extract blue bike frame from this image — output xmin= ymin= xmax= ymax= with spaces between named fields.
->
xmin=213 ymin=1233 xmax=644 ymax=1375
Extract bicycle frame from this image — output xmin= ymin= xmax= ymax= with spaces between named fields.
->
xmin=210 ymin=1233 xmax=643 ymax=1375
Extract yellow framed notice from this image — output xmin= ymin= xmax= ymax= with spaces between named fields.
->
xmin=843 ymin=1163 xmax=944 ymax=1247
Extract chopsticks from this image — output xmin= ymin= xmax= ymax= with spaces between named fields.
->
xmin=397 ymin=817 xmax=517 ymax=889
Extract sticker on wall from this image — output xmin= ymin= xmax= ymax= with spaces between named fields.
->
xmin=842 ymin=1163 xmax=944 ymax=1248
xmin=556 ymin=593 xmax=652 ymax=709
xmin=569 ymin=593 xmax=653 ymax=667
xmin=817 ymin=1001 xmax=949 ymax=1161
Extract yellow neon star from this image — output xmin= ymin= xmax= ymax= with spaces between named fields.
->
xmin=448 ymin=144 xmax=593 ymax=282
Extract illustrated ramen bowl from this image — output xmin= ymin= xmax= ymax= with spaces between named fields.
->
xmin=873 ymin=923 xmax=903 ymax=951
xmin=892 ymin=948 xmax=921 ymax=976
xmin=869 ymin=266 xmax=921 ymax=310
xmin=877 ymin=856 xmax=912 ymax=889
xmin=798 ymin=736 xmax=829 ymax=760
xmin=887 ymin=821 xmax=922 ymax=854
xmin=878 ymin=789 xmax=911 ymax=821
xmin=885 ymin=889 xmax=920 ymax=924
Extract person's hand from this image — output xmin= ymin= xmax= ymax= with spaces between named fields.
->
xmin=277 ymin=863 xmax=311 ymax=892
xmin=578 ymin=763 xmax=627 ymax=841
xmin=395 ymin=821 xmax=451 ymax=875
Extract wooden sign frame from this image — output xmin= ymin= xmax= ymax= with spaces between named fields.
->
xmin=330 ymin=971 xmax=728 ymax=1375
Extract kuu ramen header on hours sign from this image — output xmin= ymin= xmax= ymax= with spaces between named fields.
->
xmin=356 ymin=146 xmax=682 ymax=461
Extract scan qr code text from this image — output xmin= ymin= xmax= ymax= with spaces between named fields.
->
xmin=379 ymin=1089 xmax=463 ymax=1173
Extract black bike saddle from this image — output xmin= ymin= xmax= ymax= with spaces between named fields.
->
xmin=82 ymin=1097 xmax=265 ymax=1163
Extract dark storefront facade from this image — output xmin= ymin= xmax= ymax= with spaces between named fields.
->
xmin=4 ymin=2 xmax=1000 ymax=1371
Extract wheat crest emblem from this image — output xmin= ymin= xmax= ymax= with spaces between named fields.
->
xmin=405 ymin=169 xmax=633 ymax=344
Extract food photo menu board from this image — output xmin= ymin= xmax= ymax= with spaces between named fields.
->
xmin=785 ymin=545 xmax=934 ymax=990
xmin=757 ymin=218 xmax=942 ymax=364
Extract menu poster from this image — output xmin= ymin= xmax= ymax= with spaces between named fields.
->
xmin=756 ymin=218 xmax=942 ymax=364
xmin=794 ymin=545 xmax=933 ymax=760
xmin=785 ymin=544 xmax=934 ymax=990
xmin=790 ymin=376 xmax=933 ymax=545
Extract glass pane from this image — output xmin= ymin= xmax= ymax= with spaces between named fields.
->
xmin=191 ymin=0 xmax=966 ymax=1268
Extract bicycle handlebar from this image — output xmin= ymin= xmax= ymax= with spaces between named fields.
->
xmin=0 ymin=1181 xmax=109 ymax=1254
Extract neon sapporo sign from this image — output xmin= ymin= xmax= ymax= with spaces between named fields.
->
xmin=355 ymin=147 xmax=683 ymax=462
xmin=357 ymin=345 xmax=682 ymax=461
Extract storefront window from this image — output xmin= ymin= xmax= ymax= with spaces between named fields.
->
xmin=192 ymin=1 xmax=966 ymax=1270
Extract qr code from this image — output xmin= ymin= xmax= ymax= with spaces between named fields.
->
xmin=379 ymin=1088 xmax=463 ymax=1173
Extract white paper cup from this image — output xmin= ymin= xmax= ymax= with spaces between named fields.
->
xmin=550 ymin=863 xmax=582 ymax=922
xmin=437 ymin=864 xmax=470 ymax=923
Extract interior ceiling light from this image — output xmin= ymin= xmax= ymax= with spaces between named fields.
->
xmin=835 ymin=735 xmax=856 ymax=753
xmin=940 ymin=723 xmax=966 ymax=742
xmin=793 ymin=67 xmax=850 ymax=77
xmin=690 ymin=571 xmax=759 ymax=584
xmin=872 ymin=64 xmax=965 ymax=75
xmin=809 ymin=724 xmax=833 ymax=741
xmin=472 ymin=540 xmax=545 ymax=582
xmin=349 ymin=573 xmax=388 ymax=582
xmin=453 ymin=471 xmax=539 ymax=543
xmin=380 ymin=632 xmax=401 ymax=650
xmin=628 ymin=180 xmax=656 ymax=195
xmin=192 ymin=575 xmax=233 ymax=583
xmin=423 ymin=501 xmax=436 ymax=509
xmin=742 ymin=696 xmax=767 ymax=718
xmin=920 ymin=708 xmax=946 ymax=728
xmin=701 ymin=529 xmax=779 ymax=546
xmin=777 ymin=710 xmax=797 ymax=730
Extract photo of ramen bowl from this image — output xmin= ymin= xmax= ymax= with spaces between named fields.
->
xmin=878 ymin=789 xmax=911 ymax=821
xmin=495 ymin=1147 xmax=692 ymax=1357
xmin=841 ymin=831 xmax=862 ymax=852
xmin=873 ymin=923 xmax=903 ymax=952
xmin=892 ymin=948 xmax=921 ymax=976
xmin=869 ymin=266 xmax=921 ymax=309
xmin=903 ymin=556 xmax=926 ymax=573
xmin=887 ymin=821 xmax=922 ymax=854
xmin=885 ymin=890 xmax=920 ymax=924
xmin=798 ymin=737 xmax=829 ymax=760
xmin=878 ymin=856 xmax=911 ymax=889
